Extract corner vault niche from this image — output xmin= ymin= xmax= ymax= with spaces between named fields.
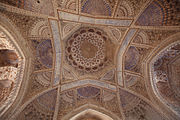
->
xmin=0 ymin=25 xmax=25 ymax=116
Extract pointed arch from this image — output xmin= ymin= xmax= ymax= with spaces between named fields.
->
xmin=61 ymin=104 xmax=121 ymax=120
xmin=145 ymin=32 xmax=180 ymax=119
xmin=0 ymin=14 xmax=31 ymax=119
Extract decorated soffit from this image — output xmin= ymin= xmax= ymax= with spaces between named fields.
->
xmin=0 ymin=0 xmax=180 ymax=120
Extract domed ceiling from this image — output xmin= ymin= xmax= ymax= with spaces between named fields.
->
xmin=0 ymin=0 xmax=180 ymax=120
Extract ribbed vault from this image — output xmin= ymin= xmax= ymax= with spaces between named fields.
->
xmin=0 ymin=0 xmax=179 ymax=120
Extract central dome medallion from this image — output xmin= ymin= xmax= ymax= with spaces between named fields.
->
xmin=65 ymin=27 xmax=110 ymax=73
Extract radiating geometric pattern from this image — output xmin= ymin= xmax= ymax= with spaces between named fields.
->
xmin=58 ymin=86 xmax=122 ymax=119
xmin=81 ymin=0 xmax=112 ymax=16
xmin=35 ymin=89 xmax=57 ymax=111
xmin=65 ymin=27 xmax=115 ymax=73
xmin=135 ymin=0 xmax=180 ymax=26
xmin=119 ymin=89 xmax=167 ymax=120
xmin=17 ymin=89 xmax=57 ymax=120
xmin=115 ymin=1 xmax=134 ymax=17
xmin=57 ymin=0 xmax=77 ymax=11
xmin=0 ymin=0 xmax=54 ymax=16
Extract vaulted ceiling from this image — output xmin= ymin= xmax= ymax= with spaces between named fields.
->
xmin=0 ymin=0 xmax=180 ymax=120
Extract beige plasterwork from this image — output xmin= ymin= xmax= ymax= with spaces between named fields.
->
xmin=0 ymin=0 xmax=179 ymax=120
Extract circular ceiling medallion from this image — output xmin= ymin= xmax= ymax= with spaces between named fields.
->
xmin=65 ymin=27 xmax=110 ymax=73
